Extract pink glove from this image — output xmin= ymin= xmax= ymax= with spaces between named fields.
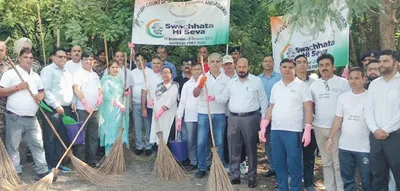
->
xmin=302 ymin=124 xmax=312 ymax=147
xmin=176 ymin=118 xmax=182 ymax=131
xmin=259 ymin=119 xmax=270 ymax=142
xmin=96 ymin=94 xmax=104 ymax=106
xmin=205 ymin=95 xmax=215 ymax=102
xmin=81 ymin=98 xmax=94 ymax=113
xmin=148 ymin=99 xmax=154 ymax=107
xmin=124 ymin=89 xmax=131 ymax=97
xmin=113 ymin=100 xmax=126 ymax=113
xmin=154 ymin=108 xmax=165 ymax=120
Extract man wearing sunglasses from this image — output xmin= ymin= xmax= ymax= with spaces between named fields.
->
xmin=309 ymin=54 xmax=350 ymax=191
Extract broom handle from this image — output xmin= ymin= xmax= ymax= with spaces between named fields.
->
xmin=37 ymin=5 xmax=47 ymax=66
xmin=56 ymin=110 xmax=95 ymax=169
xmin=103 ymin=33 xmax=109 ymax=69
xmin=199 ymin=56 xmax=216 ymax=147
xmin=6 ymin=57 xmax=67 ymax=149
xmin=139 ymin=57 xmax=151 ymax=99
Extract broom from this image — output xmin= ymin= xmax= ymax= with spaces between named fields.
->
xmin=199 ymin=56 xmax=233 ymax=191
xmin=98 ymin=52 xmax=129 ymax=175
xmin=0 ymin=137 xmax=22 ymax=190
xmin=5 ymin=57 xmax=120 ymax=187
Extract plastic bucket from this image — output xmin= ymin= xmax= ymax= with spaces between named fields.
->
xmin=65 ymin=122 xmax=85 ymax=145
xmin=170 ymin=140 xmax=187 ymax=163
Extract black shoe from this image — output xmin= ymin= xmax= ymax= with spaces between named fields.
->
xmin=145 ymin=150 xmax=152 ymax=156
xmin=230 ymin=178 xmax=241 ymax=184
xmin=182 ymin=159 xmax=191 ymax=166
xmin=185 ymin=165 xmax=197 ymax=171
xmin=89 ymin=163 xmax=98 ymax=168
xmin=207 ymin=165 xmax=211 ymax=171
xmin=248 ymin=180 xmax=257 ymax=188
xmin=35 ymin=171 xmax=57 ymax=182
xmin=262 ymin=170 xmax=276 ymax=177
xmin=195 ymin=170 xmax=206 ymax=178
xmin=134 ymin=149 xmax=143 ymax=155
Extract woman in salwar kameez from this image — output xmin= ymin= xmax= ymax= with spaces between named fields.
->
xmin=150 ymin=67 xmax=179 ymax=144
xmin=98 ymin=61 xmax=130 ymax=155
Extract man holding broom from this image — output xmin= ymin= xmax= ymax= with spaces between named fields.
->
xmin=0 ymin=41 xmax=12 ymax=143
xmin=0 ymin=47 xmax=51 ymax=180
xmin=72 ymin=51 xmax=103 ymax=167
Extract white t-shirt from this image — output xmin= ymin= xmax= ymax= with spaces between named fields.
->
xmin=271 ymin=78 xmax=312 ymax=132
xmin=142 ymin=71 xmax=163 ymax=108
xmin=176 ymin=77 xmax=200 ymax=122
xmin=131 ymin=67 xmax=153 ymax=104
xmin=0 ymin=66 xmax=43 ymax=116
xmin=65 ymin=60 xmax=82 ymax=74
xmin=197 ymin=71 xmax=231 ymax=114
xmin=73 ymin=68 xmax=101 ymax=111
xmin=310 ymin=75 xmax=350 ymax=128
xmin=336 ymin=91 xmax=370 ymax=153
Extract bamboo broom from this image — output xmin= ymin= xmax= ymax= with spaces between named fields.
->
xmin=199 ymin=56 xmax=233 ymax=191
xmin=5 ymin=57 xmax=122 ymax=189
xmin=0 ymin=138 xmax=22 ymax=191
xmin=98 ymin=52 xmax=129 ymax=175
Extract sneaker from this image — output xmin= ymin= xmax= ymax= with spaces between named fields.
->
xmin=58 ymin=166 xmax=71 ymax=173
xmin=145 ymin=150 xmax=152 ymax=156
xmin=185 ymin=165 xmax=197 ymax=171
xmin=35 ymin=171 xmax=57 ymax=182
xmin=195 ymin=170 xmax=206 ymax=178
xmin=240 ymin=162 xmax=247 ymax=175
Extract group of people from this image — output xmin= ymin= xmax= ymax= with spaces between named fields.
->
xmin=0 ymin=37 xmax=399 ymax=191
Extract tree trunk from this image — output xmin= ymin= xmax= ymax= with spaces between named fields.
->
xmin=379 ymin=0 xmax=397 ymax=49
xmin=370 ymin=9 xmax=380 ymax=50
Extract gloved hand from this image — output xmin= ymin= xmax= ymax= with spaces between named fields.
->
xmin=302 ymin=124 xmax=312 ymax=147
xmin=154 ymin=108 xmax=165 ymax=120
xmin=205 ymin=95 xmax=215 ymax=102
xmin=113 ymin=100 xmax=126 ymax=113
xmin=148 ymin=99 xmax=154 ymax=107
xmin=124 ymin=89 xmax=131 ymax=97
xmin=96 ymin=94 xmax=104 ymax=106
xmin=176 ymin=118 xmax=182 ymax=131
xmin=259 ymin=119 xmax=270 ymax=142
xmin=81 ymin=98 xmax=94 ymax=113
xmin=198 ymin=76 xmax=207 ymax=89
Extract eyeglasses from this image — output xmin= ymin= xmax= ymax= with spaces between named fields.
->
xmin=323 ymin=81 xmax=330 ymax=91
xmin=56 ymin=55 xmax=67 ymax=59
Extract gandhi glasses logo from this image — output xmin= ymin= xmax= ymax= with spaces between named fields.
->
xmin=146 ymin=19 xmax=164 ymax=38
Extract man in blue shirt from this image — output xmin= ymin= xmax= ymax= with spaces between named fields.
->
xmin=146 ymin=46 xmax=177 ymax=78
xmin=258 ymin=55 xmax=281 ymax=177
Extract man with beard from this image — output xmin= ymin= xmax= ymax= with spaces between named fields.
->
xmin=146 ymin=46 xmax=177 ymax=78
xmin=230 ymin=46 xmax=241 ymax=65
xmin=197 ymin=46 xmax=210 ymax=72
xmin=174 ymin=58 xmax=194 ymax=95
xmin=93 ymin=49 xmax=107 ymax=77
xmin=365 ymin=49 xmax=400 ymax=190
xmin=364 ymin=59 xmax=381 ymax=89
xmin=206 ymin=58 xmax=268 ymax=188
xmin=65 ymin=45 xmax=82 ymax=74
xmin=310 ymin=54 xmax=350 ymax=191
xmin=258 ymin=55 xmax=281 ymax=178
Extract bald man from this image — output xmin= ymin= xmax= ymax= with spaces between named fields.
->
xmin=207 ymin=58 xmax=268 ymax=188
xmin=0 ymin=41 xmax=12 ymax=142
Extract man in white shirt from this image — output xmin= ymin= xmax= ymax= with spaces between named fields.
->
xmin=64 ymin=45 xmax=82 ymax=74
xmin=131 ymin=53 xmax=153 ymax=156
xmin=326 ymin=67 xmax=372 ymax=191
xmin=365 ymin=49 xmax=400 ymax=190
xmin=176 ymin=62 xmax=202 ymax=171
xmin=40 ymin=48 xmax=74 ymax=173
xmin=207 ymin=57 xmax=268 ymax=188
xmin=259 ymin=58 xmax=313 ymax=191
xmin=141 ymin=55 xmax=163 ymax=155
xmin=192 ymin=53 xmax=230 ymax=179
xmin=294 ymin=54 xmax=317 ymax=191
xmin=0 ymin=48 xmax=50 ymax=179
xmin=72 ymin=52 xmax=103 ymax=167
xmin=310 ymin=54 xmax=350 ymax=191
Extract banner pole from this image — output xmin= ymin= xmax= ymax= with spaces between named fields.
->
xmin=225 ymin=44 xmax=229 ymax=55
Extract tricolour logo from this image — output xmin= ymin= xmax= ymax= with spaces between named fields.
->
xmin=146 ymin=19 xmax=164 ymax=38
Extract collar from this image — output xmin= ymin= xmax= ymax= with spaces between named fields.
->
xmin=16 ymin=65 xmax=33 ymax=75
xmin=260 ymin=71 xmax=278 ymax=78
xmin=52 ymin=63 xmax=67 ymax=71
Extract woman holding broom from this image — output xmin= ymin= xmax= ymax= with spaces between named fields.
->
xmin=98 ymin=60 xmax=129 ymax=155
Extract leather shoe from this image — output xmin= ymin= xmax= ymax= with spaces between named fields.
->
xmin=195 ymin=170 xmax=206 ymax=178
xmin=134 ymin=149 xmax=143 ymax=155
xmin=230 ymin=178 xmax=241 ymax=184
xmin=145 ymin=150 xmax=152 ymax=156
xmin=248 ymin=180 xmax=257 ymax=188
xmin=262 ymin=170 xmax=276 ymax=177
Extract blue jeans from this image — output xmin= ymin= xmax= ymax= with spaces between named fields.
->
xmin=133 ymin=104 xmax=152 ymax=150
xmin=182 ymin=122 xmax=197 ymax=165
xmin=197 ymin=113 xmax=226 ymax=171
xmin=271 ymin=130 xmax=302 ymax=191
xmin=339 ymin=149 xmax=372 ymax=191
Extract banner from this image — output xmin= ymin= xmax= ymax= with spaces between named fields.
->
xmin=132 ymin=0 xmax=230 ymax=46
xmin=270 ymin=8 xmax=349 ymax=72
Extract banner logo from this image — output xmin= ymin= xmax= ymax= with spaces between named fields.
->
xmin=146 ymin=19 xmax=164 ymax=38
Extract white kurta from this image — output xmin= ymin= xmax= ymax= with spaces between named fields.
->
xmin=150 ymin=82 xmax=179 ymax=144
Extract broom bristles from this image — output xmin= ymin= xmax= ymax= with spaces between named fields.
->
xmin=0 ymin=138 xmax=23 ymax=188
xmin=207 ymin=147 xmax=234 ymax=191
xmin=154 ymin=136 xmax=186 ymax=181
xmin=98 ymin=128 xmax=126 ymax=175
xmin=19 ymin=168 xmax=56 ymax=191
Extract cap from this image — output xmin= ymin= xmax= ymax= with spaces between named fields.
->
xmin=222 ymin=55 xmax=233 ymax=64
xmin=229 ymin=46 xmax=241 ymax=54
xmin=360 ymin=51 xmax=380 ymax=61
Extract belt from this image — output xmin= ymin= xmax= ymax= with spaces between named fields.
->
xmin=390 ymin=128 xmax=400 ymax=135
xmin=230 ymin=110 xmax=258 ymax=117
xmin=6 ymin=110 xmax=35 ymax=118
